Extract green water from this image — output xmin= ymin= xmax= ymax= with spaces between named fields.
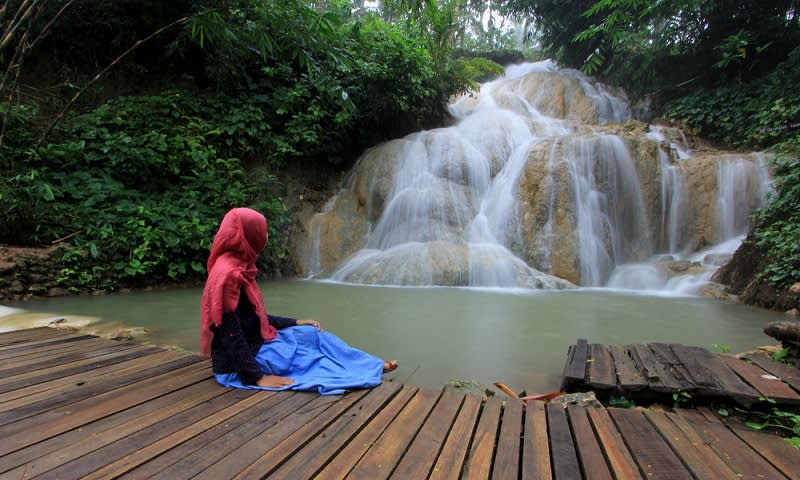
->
xmin=3 ymin=280 xmax=783 ymax=394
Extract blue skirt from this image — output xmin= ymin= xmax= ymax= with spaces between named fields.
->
xmin=214 ymin=326 xmax=384 ymax=395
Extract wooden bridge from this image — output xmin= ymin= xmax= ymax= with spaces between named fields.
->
xmin=561 ymin=339 xmax=800 ymax=407
xmin=1 ymin=327 xmax=799 ymax=479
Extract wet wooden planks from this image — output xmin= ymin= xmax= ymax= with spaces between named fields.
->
xmin=1 ymin=328 xmax=799 ymax=479
xmin=561 ymin=339 xmax=800 ymax=407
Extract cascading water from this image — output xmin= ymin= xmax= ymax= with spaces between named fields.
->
xmin=302 ymin=61 xmax=772 ymax=295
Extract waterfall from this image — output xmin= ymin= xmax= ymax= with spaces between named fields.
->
xmin=305 ymin=61 xmax=772 ymax=295
xmin=716 ymin=155 xmax=773 ymax=241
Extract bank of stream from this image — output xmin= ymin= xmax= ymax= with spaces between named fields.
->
xmin=1 ymin=280 xmax=784 ymax=394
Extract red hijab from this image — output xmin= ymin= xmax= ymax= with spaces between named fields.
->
xmin=200 ymin=208 xmax=275 ymax=358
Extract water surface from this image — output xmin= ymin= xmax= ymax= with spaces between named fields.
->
xmin=4 ymin=280 xmax=781 ymax=394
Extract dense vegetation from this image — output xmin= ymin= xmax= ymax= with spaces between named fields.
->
xmin=502 ymin=0 xmax=800 ymax=290
xmin=0 ymin=0 xmax=502 ymax=291
xmin=0 ymin=0 xmax=798 ymax=294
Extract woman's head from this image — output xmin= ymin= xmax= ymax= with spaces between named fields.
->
xmin=207 ymin=208 xmax=268 ymax=270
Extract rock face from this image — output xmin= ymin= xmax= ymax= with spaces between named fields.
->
xmin=0 ymin=245 xmax=70 ymax=301
xmin=296 ymin=61 xmax=771 ymax=291
xmin=713 ymin=234 xmax=800 ymax=312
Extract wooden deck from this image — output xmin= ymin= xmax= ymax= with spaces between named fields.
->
xmin=1 ymin=327 xmax=799 ymax=479
xmin=561 ymin=339 xmax=800 ymax=407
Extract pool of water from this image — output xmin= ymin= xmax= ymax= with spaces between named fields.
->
xmin=2 ymin=280 xmax=782 ymax=394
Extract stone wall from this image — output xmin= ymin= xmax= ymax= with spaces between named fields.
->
xmin=0 ymin=245 xmax=71 ymax=301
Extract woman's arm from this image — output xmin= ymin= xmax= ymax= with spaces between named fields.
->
xmin=267 ymin=314 xmax=297 ymax=329
xmin=269 ymin=315 xmax=323 ymax=331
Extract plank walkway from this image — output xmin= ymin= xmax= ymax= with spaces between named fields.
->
xmin=1 ymin=327 xmax=799 ymax=479
xmin=561 ymin=339 xmax=800 ymax=407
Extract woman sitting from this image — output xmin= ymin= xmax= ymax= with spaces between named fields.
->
xmin=200 ymin=207 xmax=397 ymax=395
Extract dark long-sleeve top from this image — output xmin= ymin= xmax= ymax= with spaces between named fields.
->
xmin=210 ymin=286 xmax=296 ymax=385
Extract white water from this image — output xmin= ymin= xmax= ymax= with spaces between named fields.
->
xmin=309 ymin=61 xmax=772 ymax=296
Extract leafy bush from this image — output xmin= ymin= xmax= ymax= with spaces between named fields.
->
xmin=0 ymin=92 xmax=288 ymax=290
xmin=665 ymin=47 xmax=800 ymax=147
xmin=753 ymin=144 xmax=800 ymax=289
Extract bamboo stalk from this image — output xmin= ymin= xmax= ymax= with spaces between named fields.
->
xmin=0 ymin=0 xmax=38 ymax=50
xmin=37 ymin=15 xmax=189 ymax=147
xmin=28 ymin=0 xmax=75 ymax=50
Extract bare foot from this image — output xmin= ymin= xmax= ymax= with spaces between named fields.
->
xmin=383 ymin=360 xmax=399 ymax=373
xmin=257 ymin=375 xmax=295 ymax=388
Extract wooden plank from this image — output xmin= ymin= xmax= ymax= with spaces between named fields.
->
xmin=313 ymin=386 xmax=418 ymax=480
xmin=0 ymin=360 xmax=210 ymax=456
xmin=629 ymin=344 xmax=660 ymax=381
xmin=194 ymin=393 xmax=346 ymax=480
xmin=270 ymin=383 xmax=404 ymax=480
xmin=390 ymin=391 xmax=464 ymax=480
xmin=0 ymin=338 xmax=136 ymax=375
xmin=671 ymin=344 xmax=762 ymax=404
xmin=644 ymin=410 xmax=739 ymax=479
xmin=743 ymin=353 xmax=800 ymax=394
xmin=233 ymin=389 xmax=371 ymax=480
xmin=567 ymin=406 xmax=612 ymax=480
xmin=586 ymin=408 xmax=641 ymax=480
xmin=491 ymin=399 xmax=523 ymax=480
xmin=676 ymin=409 xmax=788 ymax=479
xmin=0 ymin=345 xmax=160 ymax=405
xmin=462 ymin=396 xmax=504 ymax=480
xmin=668 ymin=344 xmax=718 ymax=388
xmin=0 ymin=348 xmax=190 ymax=414
xmin=608 ymin=345 xmax=647 ymax=391
xmin=0 ymin=351 xmax=202 ymax=427
xmin=562 ymin=339 xmax=589 ymax=386
xmin=0 ymin=343 xmax=157 ymax=392
xmin=0 ymin=338 xmax=124 ymax=377
xmin=588 ymin=344 xmax=616 ymax=389
xmin=546 ymin=402 xmax=581 ymax=480
xmin=0 ymin=342 xmax=145 ymax=384
xmin=0 ymin=378 xmax=226 ymax=475
xmin=464 ymin=396 xmax=504 ymax=480
xmin=0 ymin=379 xmax=227 ymax=478
xmin=51 ymin=388 xmax=266 ymax=480
xmin=0 ymin=327 xmax=65 ymax=344
xmin=149 ymin=392 xmax=316 ymax=480
xmin=0 ymin=333 xmax=99 ymax=359
xmin=723 ymin=356 xmax=800 ymax=404
xmin=112 ymin=391 xmax=280 ymax=480
xmin=662 ymin=411 xmax=742 ymax=480
xmin=348 ymin=388 xmax=442 ymax=480
xmin=0 ymin=332 xmax=69 ymax=352
xmin=630 ymin=344 xmax=683 ymax=392
xmin=732 ymin=425 xmax=800 ymax=479
xmin=521 ymin=401 xmax=552 ymax=480
xmin=429 ymin=393 xmax=482 ymax=480
xmin=648 ymin=342 xmax=695 ymax=389
xmin=608 ymin=408 xmax=692 ymax=480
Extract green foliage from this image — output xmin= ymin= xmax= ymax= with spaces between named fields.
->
xmin=452 ymin=56 xmax=505 ymax=85
xmin=0 ymin=92 xmax=289 ymax=290
xmin=665 ymin=47 xmax=800 ymax=147
xmin=742 ymin=403 xmax=800 ymax=449
xmin=608 ymin=395 xmax=635 ymax=408
xmin=672 ymin=391 xmax=693 ymax=408
xmin=506 ymin=0 xmax=800 ymax=99
xmin=711 ymin=343 xmax=731 ymax=354
xmin=2 ymin=0 xmax=486 ymax=296
xmin=772 ymin=348 xmax=791 ymax=363
xmin=752 ymin=151 xmax=800 ymax=289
